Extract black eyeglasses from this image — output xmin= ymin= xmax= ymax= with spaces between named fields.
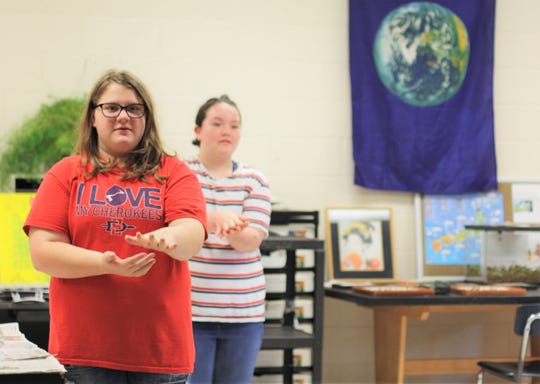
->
xmin=95 ymin=103 xmax=146 ymax=118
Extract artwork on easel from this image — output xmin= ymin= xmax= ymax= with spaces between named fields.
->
xmin=325 ymin=207 xmax=394 ymax=282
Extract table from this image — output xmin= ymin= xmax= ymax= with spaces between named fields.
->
xmin=0 ymin=301 xmax=62 ymax=384
xmin=325 ymin=286 xmax=540 ymax=384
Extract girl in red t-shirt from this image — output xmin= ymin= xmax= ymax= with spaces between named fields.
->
xmin=24 ymin=69 xmax=207 ymax=384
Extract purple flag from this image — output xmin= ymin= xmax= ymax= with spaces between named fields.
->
xmin=350 ymin=0 xmax=497 ymax=193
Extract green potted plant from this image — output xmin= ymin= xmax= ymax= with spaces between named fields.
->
xmin=0 ymin=97 xmax=85 ymax=191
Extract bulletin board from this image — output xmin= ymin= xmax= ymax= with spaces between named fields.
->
xmin=0 ymin=193 xmax=49 ymax=287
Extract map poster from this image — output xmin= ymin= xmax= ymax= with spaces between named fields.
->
xmin=0 ymin=193 xmax=49 ymax=287
xmin=420 ymin=191 xmax=504 ymax=279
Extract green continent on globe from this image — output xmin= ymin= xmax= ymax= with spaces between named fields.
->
xmin=373 ymin=2 xmax=469 ymax=107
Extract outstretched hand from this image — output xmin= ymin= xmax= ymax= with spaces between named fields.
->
xmin=102 ymin=251 xmax=156 ymax=277
xmin=211 ymin=211 xmax=250 ymax=238
xmin=125 ymin=228 xmax=179 ymax=252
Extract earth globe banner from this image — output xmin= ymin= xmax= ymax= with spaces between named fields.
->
xmin=349 ymin=0 xmax=497 ymax=193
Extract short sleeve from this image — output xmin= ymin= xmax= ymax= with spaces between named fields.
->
xmin=23 ymin=157 xmax=78 ymax=236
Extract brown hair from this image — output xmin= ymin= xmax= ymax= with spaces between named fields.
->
xmin=76 ymin=69 xmax=170 ymax=182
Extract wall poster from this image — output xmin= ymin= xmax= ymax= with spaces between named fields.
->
xmin=0 ymin=193 xmax=49 ymax=287
xmin=416 ymin=191 xmax=504 ymax=280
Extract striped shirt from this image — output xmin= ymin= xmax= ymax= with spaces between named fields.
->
xmin=186 ymin=158 xmax=271 ymax=323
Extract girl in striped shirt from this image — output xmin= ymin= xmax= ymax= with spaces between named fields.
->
xmin=185 ymin=95 xmax=271 ymax=384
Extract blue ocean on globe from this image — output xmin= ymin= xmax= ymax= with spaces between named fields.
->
xmin=373 ymin=2 xmax=470 ymax=107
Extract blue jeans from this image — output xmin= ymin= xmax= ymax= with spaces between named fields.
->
xmin=64 ymin=365 xmax=189 ymax=384
xmin=190 ymin=322 xmax=264 ymax=384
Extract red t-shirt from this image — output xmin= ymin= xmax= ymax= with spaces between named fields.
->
xmin=23 ymin=155 xmax=207 ymax=373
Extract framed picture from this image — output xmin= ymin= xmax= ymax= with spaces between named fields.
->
xmin=325 ymin=207 xmax=395 ymax=282
xmin=498 ymin=179 xmax=540 ymax=223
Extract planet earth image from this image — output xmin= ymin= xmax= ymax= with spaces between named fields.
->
xmin=373 ymin=2 xmax=469 ymax=107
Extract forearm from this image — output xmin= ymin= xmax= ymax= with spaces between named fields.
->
xmin=29 ymin=227 xmax=156 ymax=279
xmin=226 ymin=226 xmax=266 ymax=253
xmin=29 ymin=236 xmax=107 ymax=279
xmin=148 ymin=218 xmax=206 ymax=261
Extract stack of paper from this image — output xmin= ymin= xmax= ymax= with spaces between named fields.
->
xmin=0 ymin=322 xmax=65 ymax=375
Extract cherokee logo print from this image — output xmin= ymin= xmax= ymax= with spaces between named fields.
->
xmin=75 ymin=182 xmax=164 ymax=235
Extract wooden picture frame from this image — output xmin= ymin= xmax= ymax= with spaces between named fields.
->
xmin=325 ymin=207 xmax=395 ymax=282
